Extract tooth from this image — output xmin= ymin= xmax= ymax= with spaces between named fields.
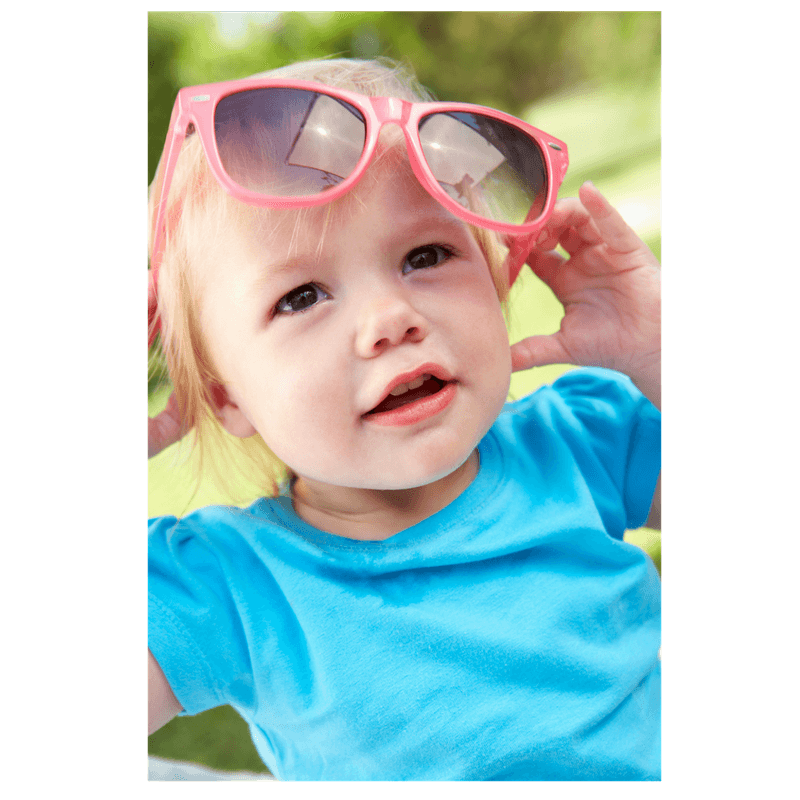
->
xmin=388 ymin=374 xmax=431 ymax=398
xmin=389 ymin=374 xmax=431 ymax=397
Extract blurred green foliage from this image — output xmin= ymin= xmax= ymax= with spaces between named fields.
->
xmin=149 ymin=11 xmax=659 ymax=183
xmin=148 ymin=12 xmax=661 ymax=776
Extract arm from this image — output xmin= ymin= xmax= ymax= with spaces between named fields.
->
xmin=631 ymin=357 xmax=662 ymax=531
xmin=646 ymin=474 xmax=661 ymax=531
xmin=511 ymin=182 xmax=661 ymax=525
xmin=149 ymin=649 xmax=183 ymax=735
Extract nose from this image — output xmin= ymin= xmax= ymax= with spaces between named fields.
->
xmin=355 ymin=293 xmax=429 ymax=358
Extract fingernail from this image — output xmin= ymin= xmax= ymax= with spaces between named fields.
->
xmin=584 ymin=180 xmax=606 ymax=201
xmin=536 ymin=229 xmax=549 ymax=246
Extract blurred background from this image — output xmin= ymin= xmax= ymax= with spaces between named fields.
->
xmin=148 ymin=10 xmax=660 ymax=777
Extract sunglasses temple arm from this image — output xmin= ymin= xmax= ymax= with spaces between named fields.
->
xmin=148 ymin=117 xmax=189 ymax=347
xmin=505 ymin=232 xmax=537 ymax=286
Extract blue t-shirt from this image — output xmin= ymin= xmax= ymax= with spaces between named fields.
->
xmin=149 ymin=368 xmax=661 ymax=781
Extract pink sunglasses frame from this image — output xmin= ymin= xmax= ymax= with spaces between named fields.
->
xmin=148 ymin=77 xmax=569 ymax=342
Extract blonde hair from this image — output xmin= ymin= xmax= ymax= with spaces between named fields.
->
xmin=149 ymin=57 xmax=508 ymax=505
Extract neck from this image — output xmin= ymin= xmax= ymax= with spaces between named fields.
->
xmin=291 ymin=450 xmax=479 ymax=541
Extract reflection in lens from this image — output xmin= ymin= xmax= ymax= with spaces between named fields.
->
xmin=418 ymin=112 xmax=547 ymax=225
xmin=215 ymin=88 xmax=367 ymax=197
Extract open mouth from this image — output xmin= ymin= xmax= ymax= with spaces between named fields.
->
xmin=365 ymin=375 xmax=448 ymax=416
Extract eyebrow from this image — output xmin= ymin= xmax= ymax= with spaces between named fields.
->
xmin=246 ymin=253 xmax=316 ymax=297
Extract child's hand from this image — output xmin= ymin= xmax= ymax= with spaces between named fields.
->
xmin=147 ymin=270 xmax=184 ymax=458
xmin=510 ymin=182 xmax=660 ymax=407
xmin=148 ymin=392 xmax=183 ymax=459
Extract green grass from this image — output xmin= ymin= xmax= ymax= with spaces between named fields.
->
xmin=149 ymin=705 xmax=271 ymax=775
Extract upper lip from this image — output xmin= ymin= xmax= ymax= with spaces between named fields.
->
xmin=364 ymin=362 xmax=454 ymax=415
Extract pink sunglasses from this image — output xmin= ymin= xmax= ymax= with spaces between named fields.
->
xmin=148 ymin=77 xmax=569 ymax=342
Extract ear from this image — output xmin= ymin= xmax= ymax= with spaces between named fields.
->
xmin=209 ymin=383 xmax=258 ymax=439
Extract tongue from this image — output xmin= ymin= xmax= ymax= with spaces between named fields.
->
xmin=369 ymin=377 xmax=444 ymax=415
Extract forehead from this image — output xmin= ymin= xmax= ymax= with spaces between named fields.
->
xmin=192 ymin=150 xmax=461 ymax=287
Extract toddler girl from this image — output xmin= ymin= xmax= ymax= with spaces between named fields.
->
xmin=148 ymin=57 xmax=661 ymax=781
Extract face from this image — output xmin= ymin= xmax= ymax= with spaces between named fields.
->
xmin=196 ymin=162 xmax=512 ymax=492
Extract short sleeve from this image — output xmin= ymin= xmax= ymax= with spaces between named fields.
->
xmin=148 ymin=514 xmax=253 ymax=716
xmin=549 ymin=368 xmax=661 ymax=533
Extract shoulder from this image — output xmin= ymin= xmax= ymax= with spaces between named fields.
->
xmin=499 ymin=368 xmax=659 ymax=436
xmin=149 ymin=497 xmax=284 ymax=540
xmin=549 ymin=367 xmax=656 ymax=410
xmin=488 ymin=368 xmax=660 ymax=535
xmin=148 ymin=498 xmax=294 ymax=714
xmin=148 ymin=497 xmax=293 ymax=575
xmin=490 ymin=367 xmax=660 ymax=480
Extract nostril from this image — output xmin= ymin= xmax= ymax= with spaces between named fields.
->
xmin=374 ymin=328 xmax=418 ymax=351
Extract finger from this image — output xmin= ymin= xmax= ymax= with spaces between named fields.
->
xmin=147 ymin=270 xmax=156 ymax=316
xmin=148 ymin=393 xmax=183 ymax=458
xmin=510 ymin=333 xmax=572 ymax=373
xmin=535 ymin=197 xmax=603 ymax=253
xmin=578 ymin=182 xmax=644 ymax=255
xmin=522 ymin=246 xmax=566 ymax=290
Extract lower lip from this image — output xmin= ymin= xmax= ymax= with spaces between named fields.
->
xmin=364 ymin=381 xmax=457 ymax=427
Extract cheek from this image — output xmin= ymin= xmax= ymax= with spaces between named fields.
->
xmin=453 ymin=277 xmax=510 ymax=356
xmin=455 ymin=280 xmax=512 ymax=409
xmin=248 ymin=354 xmax=354 ymax=460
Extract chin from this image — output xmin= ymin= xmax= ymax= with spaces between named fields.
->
xmin=378 ymin=447 xmax=478 ymax=491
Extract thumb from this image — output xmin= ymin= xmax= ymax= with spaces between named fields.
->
xmin=148 ymin=271 xmax=158 ymax=315
xmin=148 ymin=393 xmax=184 ymax=458
xmin=510 ymin=334 xmax=572 ymax=373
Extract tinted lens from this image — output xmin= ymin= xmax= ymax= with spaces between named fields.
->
xmin=214 ymin=88 xmax=367 ymax=197
xmin=418 ymin=112 xmax=547 ymax=226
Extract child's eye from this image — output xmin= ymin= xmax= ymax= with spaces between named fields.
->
xmin=402 ymin=244 xmax=456 ymax=274
xmin=274 ymin=283 xmax=330 ymax=316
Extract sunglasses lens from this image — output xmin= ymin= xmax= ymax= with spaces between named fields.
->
xmin=418 ymin=112 xmax=548 ymax=226
xmin=215 ymin=88 xmax=367 ymax=197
